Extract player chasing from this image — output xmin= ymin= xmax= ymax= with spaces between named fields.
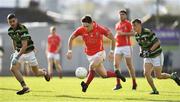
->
xmin=132 ymin=19 xmax=180 ymax=94
xmin=66 ymin=15 xmax=126 ymax=92
xmin=7 ymin=13 xmax=50 ymax=95
xmin=46 ymin=26 xmax=62 ymax=78
xmin=113 ymin=10 xmax=137 ymax=90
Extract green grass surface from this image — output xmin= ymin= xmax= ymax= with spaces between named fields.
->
xmin=0 ymin=77 xmax=180 ymax=102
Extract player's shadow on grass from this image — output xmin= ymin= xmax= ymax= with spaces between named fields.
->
xmin=56 ymin=95 xmax=102 ymax=100
xmin=32 ymin=90 xmax=53 ymax=93
xmin=33 ymin=94 xmax=118 ymax=100
xmin=138 ymin=90 xmax=180 ymax=94
xmin=0 ymin=88 xmax=53 ymax=93
xmin=0 ymin=88 xmax=18 ymax=91
xmin=125 ymin=98 xmax=180 ymax=102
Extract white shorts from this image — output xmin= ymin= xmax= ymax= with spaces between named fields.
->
xmin=87 ymin=51 xmax=106 ymax=64
xmin=11 ymin=51 xmax=38 ymax=67
xmin=114 ymin=46 xmax=132 ymax=57
xmin=47 ymin=52 xmax=60 ymax=60
xmin=144 ymin=53 xmax=164 ymax=67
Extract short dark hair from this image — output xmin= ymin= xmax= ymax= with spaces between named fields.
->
xmin=7 ymin=13 xmax=16 ymax=20
xmin=132 ymin=19 xmax=142 ymax=24
xmin=119 ymin=9 xmax=127 ymax=15
xmin=81 ymin=15 xmax=92 ymax=23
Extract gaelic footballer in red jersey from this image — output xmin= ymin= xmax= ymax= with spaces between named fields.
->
xmin=66 ymin=15 xmax=126 ymax=92
xmin=46 ymin=26 xmax=62 ymax=78
xmin=113 ymin=10 xmax=137 ymax=90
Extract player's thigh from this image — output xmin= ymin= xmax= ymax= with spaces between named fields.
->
xmin=10 ymin=62 xmax=21 ymax=71
xmin=95 ymin=64 xmax=107 ymax=77
xmin=48 ymin=58 xmax=54 ymax=67
xmin=144 ymin=63 xmax=153 ymax=76
xmin=89 ymin=57 xmax=103 ymax=71
xmin=90 ymin=53 xmax=105 ymax=68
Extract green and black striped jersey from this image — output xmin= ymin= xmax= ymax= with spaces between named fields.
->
xmin=135 ymin=28 xmax=162 ymax=58
xmin=8 ymin=24 xmax=34 ymax=53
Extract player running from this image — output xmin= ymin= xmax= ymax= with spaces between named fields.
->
xmin=132 ymin=19 xmax=180 ymax=94
xmin=113 ymin=10 xmax=137 ymax=90
xmin=46 ymin=26 xmax=62 ymax=78
xmin=66 ymin=15 xmax=126 ymax=92
xmin=7 ymin=13 xmax=50 ymax=95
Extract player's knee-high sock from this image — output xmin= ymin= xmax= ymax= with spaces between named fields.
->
xmin=85 ymin=70 xmax=95 ymax=85
xmin=132 ymin=78 xmax=137 ymax=85
xmin=107 ymin=71 xmax=116 ymax=77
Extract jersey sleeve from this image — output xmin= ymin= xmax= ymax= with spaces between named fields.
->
xmin=115 ymin=23 xmax=119 ymax=31
xmin=149 ymin=30 xmax=158 ymax=44
xmin=126 ymin=22 xmax=132 ymax=32
xmin=72 ymin=27 xmax=82 ymax=37
xmin=8 ymin=28 xmax=14 ymax=38
xmin=20 ymin=25 xmax=31 ymax=40
xmin=99 ymin=25 xmax=112 ymax=37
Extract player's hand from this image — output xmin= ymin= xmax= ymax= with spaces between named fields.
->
xmin=10 ymin=53 xmax=14 ymax=60
xmin=140 ymin=50 xmax=151 ymax=58
xmin=117 ymin=30 xmax=123 ymax=35
xmin=11 ymin=56 xmax=19 ymax=65
xmin=108 ymin=51 xmax=114 ymax=61
xmin=66 ymin=51 xmax=72 ymax=60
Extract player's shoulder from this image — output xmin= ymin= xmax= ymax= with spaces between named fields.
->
xmin=77 ymin=26 xmax=84 ymax=30
xmin=48 ymin=34 xmax=52 ymax=38
xmin=96 ymin=22 xmax=108 ymax=30
xmin=76 ymin=26 xmax=86 ymax=33
xmin=115 ymin=21 xmax=121 ymax=26
xmin=56 ymin=34 xmax=61 ymax=39
xmin=8 ymin=27 xmax=13 ymax=31
xmin=125 ymin=20 xmax=131 ymax=23
xmin=143 ymin=28 xmax=152 ymax=33
xmin=124 ymin=20 xmax=132 ymax=26
xmin=18 ymin=24 xmax=27 ymax=29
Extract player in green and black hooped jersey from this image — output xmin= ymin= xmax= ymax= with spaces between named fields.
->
xmin=8 ymin=23 xmax=34 ymax=53
xmin=7 ymin=13 xmax=50 ymax=95
xmin=132 ymin=19 xmax=180 ymax=94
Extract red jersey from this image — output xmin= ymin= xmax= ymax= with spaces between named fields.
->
xmin=72 ymin=21 xmax=111 ymax=56
xmin=115 ymin=20 xmax=132 ymax=47
xmin=48 ymin=34 xmax=61 ymax=53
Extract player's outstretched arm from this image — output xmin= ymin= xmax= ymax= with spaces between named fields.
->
xmin=17 ymin=40 xmax=28 ymax=58
xmin=150 ymin=40 xmax=160 ymax=51
xmin=117 ymin=30 xmax=135 ymax=36
xmin=66 ymin=34 xmax=77 ymax=60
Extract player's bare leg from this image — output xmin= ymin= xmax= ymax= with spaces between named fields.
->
xmin=125 ymin=57 xmax=137 ymax=90
xmin=95 ymin=63 xmax=117 ymax=78
xmin=24 ymin=62 xmax=30 ymax=76
xmin=47 ymin=58 xmax=53 ymax=78
xmin=81 ymin=57 xmax=102 ymax=92
xmin=10 ymin=62 xmax=30 ymax=95
xmin=154 ymin=67 xmax=180 ymax=86
xmin=154 ymin=67 xmax=171 ymax=79
xmin=31 ymin=66 xmax=50 ymax=81
xmin=54 ymin=60 xmax=63 ymax=78
xmin=144 ymin=63 xmax=159 ymax=94
xmin=113 ymin=54 xmax=124 ymax=90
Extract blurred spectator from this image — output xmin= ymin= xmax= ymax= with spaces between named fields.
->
xmin=163 ymin=51 xmax=173 ymax=73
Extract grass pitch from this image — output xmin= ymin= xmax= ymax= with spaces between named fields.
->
xmin=0 ymin=77 xmax=180 ymax=102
